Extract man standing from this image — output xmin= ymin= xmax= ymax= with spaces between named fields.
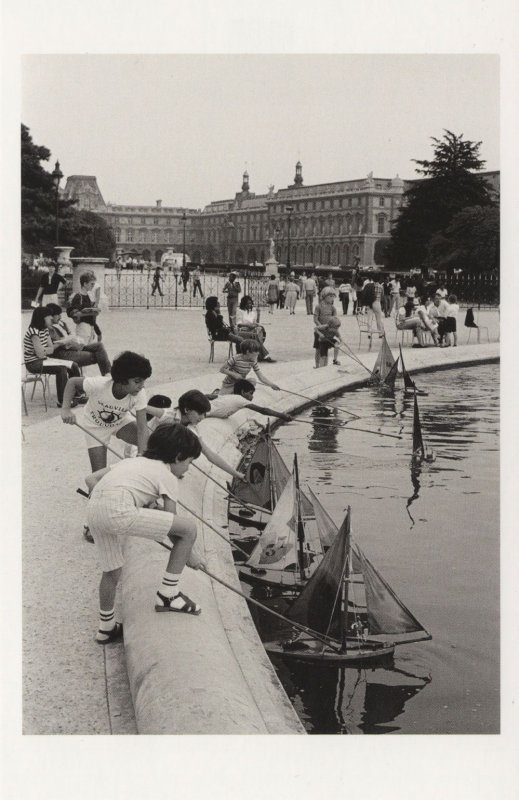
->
xmin=192 ymin=266 xmax=204 ymax=298
xmin=389 ymin=274 xmax=401 ymax=317
xmin=304 ymin=273 xmax=317 ymax=315
xmin=222 ymin=272 xmax=242 ymax=329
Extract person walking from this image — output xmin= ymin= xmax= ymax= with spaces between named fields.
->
xmin=285 ymin=274 xmax=299 ymax=314
xmin=33 ymin=262 xmax=66 ymax=307
xmin=266 ymin=275 xmax=279 ymax=314
xmin=151 ymin=265 xmax=164 ymax=297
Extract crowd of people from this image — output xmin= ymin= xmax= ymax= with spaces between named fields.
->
xmin=25 ymin=264 xmax=465 ymax=645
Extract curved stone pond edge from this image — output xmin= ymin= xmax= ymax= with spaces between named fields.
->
xmin=122 ymin=343 xmax=499 ymax=734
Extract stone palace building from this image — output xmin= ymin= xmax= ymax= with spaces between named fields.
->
xmin=64 ymin=164 xmax=499 ymax=269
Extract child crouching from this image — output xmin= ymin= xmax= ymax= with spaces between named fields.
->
xmin=86 ymin=422 xmax=205 ymax=644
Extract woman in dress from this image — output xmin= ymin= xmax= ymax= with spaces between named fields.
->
xmin=284 ymin=275 xmax=299 ymax=315
xmin=266 ymin=275 xmax=279 ymax=314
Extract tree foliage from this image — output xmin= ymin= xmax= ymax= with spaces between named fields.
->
xmin=387 ymin=130 xmax=496 ymax=272
xmin=21 ymin=124 xmax=115 ymax=259
xmin=427 ymin=205 xmax=499 ymax=273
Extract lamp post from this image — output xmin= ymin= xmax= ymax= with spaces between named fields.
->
xmin=181 ymin=211 xmax=187 ymax=270
xmin=51 ymin=160 xmax=63 ymax=246
xmin=285 ymin=205 xmax=294 ymax=271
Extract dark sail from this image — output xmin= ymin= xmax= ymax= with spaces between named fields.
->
xmin=399 ymin=345 xmax=415 ymax=390
xmin=412 ymin=391 xmax=425 ymax=458
xmin=372 ymin=337 xmax=397 ymax=383
xmin=383 ymin=359 xmax=399 ymax=388
xmin=286 ymin=511 xmax=350 ymax=639
xmin=357 ymin=549 xmax=427 ymax=636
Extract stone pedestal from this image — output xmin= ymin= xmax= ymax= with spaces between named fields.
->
xmin=264 ymin=258 xmax=279 ymax=278
xmin=70 ymin=257 xmax=108 ymax=294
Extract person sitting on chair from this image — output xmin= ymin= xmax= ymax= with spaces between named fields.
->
xmin=204 ymin=296 xmax=243 ymax=348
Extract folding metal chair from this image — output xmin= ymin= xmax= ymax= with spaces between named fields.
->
xmin=207 ymin=329 xmax=234 ymax=363
xmin=22 ymin=364 xmax=49 ymax=415
xmin=356 ymin=312 xmax=373 ymax=351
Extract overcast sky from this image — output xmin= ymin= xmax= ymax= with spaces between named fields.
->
xmin=22 ymin=54 xmax=499 ymax=210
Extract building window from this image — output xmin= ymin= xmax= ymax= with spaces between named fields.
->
xmin=115 ymin=228 xmax=121 ymax=242
xmin=127 ymin=229 xmax=133 ymax=243
xmin=379 ymin=197 xmax=385 ymax=207
xmin=377 ymin=215 xmax=386 ymax=234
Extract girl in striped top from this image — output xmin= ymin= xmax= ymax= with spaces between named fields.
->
xmin=24 ymin=306 xmax=81 ymax=406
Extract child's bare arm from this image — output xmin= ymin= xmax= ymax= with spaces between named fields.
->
xmin=256 ymin=368 xmax=280 ymax=391
xmin=135 ymin=408 xmax=150 ymax=455
xmin=200 ymin=439 xmax=246 ymax=480
xmin=145 ymin=405 xmax=166 ymax=418
xmin=162 ymin=496 xmax=177 ymax=515
xmin=60 ymin=377 xmax=86 ymax=423
xmin=246 ymin=402 xmax=292 ymax=421
xmin=85 ymin=467 xmax=110 ymax=492
xmin=219 ymin=364 xmax=242 ymax=381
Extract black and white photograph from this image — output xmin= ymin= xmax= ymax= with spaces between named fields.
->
xmin=3 ymin=1 xmax=518 ymax=798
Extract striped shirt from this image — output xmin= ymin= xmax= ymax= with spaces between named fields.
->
xmin=221 ymin=354 xmax=260 ymax=393
xmin=24 ymin=326 xmax=51 ymax=364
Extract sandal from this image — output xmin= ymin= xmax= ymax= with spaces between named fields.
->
xmin=155 ymin=591 xmax=201 ymax=615
xmin=96 ymin=621 xmax=123 ymax=645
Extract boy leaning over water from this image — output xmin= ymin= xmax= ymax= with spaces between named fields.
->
xmin=85 ymin=423 xmax=205 ymax=644
xmin=219 ymin=339 xmax=280 ymax=395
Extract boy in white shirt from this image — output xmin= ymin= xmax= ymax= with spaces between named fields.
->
xmin=85 ymin=423 xmax=205 ymax=643
xmin=61 ymin=350 xmax=151 ymax=472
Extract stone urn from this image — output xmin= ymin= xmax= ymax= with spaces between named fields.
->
xmin=54 ymin=246 xmax=74 ymax=272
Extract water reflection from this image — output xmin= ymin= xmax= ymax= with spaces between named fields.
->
xmin=271 ymin=657 xmax=431 ymax=735
xmin=267 ymin=363 xmax=499 ymax=734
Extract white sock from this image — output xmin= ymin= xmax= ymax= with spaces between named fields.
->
xmin=159 ymin=572 xmax=180 ymax=598
xmin=99 ymin=608 xmax=115 ymax=632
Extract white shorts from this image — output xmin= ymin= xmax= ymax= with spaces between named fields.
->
xmin=82 ymin=416 xmax=135 ymax=449
xmin=87 ymin=488 xmax=174 ymax=571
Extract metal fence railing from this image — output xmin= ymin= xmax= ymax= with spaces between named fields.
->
xmin=103 ymin=270 xmax=270 ymax=309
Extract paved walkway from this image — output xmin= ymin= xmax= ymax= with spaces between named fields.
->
xmin=21 ymin=303 xmax=500 ymax=733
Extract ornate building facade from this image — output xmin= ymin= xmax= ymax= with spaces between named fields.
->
xmin=64 ymin=164 xmax=500 ymax=268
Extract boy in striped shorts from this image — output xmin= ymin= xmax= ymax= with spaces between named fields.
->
xmin=219 ymin=339 xmax=280 ymax=395
xmin=85 ymin=423 xmax=205 ymax=644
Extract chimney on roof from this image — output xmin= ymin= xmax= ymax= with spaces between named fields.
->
xmin=156 ymin=199 xmax=162 ymax=208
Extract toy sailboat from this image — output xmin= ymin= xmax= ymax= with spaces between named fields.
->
xmin=371 ymin=336 xmax=399 ymax=389
xmin=238 ymin=454 xmax=322 ymax=591
xmin=264 ymin=506 xmax=431 ymax=664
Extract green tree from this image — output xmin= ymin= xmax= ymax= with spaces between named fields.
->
xmin=387 ymin=130 xmax=495 ymax=272
xmin=21 ymin=124 xmax=115 ymax=259
xmin=427 ymin=205 xmax=499 ymax=273
xmin=21 ymin=123 xmax=77 ymax=252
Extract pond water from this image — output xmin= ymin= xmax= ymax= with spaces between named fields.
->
xmin=239 ymin=363 xmax=499 ymax=734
